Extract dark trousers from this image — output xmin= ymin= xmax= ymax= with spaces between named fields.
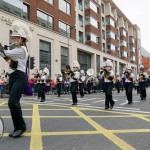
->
xmin=139 ymin=81 xmax=146 ymax=99
xmin=79 ymin=83 xmax=84 ymax=97
xmin=8 ymin=70 xmax=26 ymax=131
xmin=57 ymin=83 xmax=62 ymax=96
xmin=104 ymin=82 xmax=114 ymax=108
xmin=125 ymin=82 xmax=133 ymax=103
xmin=71 ymin=81 xmax=78 ymax=104
xmin=116 ymin=82 xmax=120 ymax=93
xmin=39 ymin=91 xmax=45 ymax=101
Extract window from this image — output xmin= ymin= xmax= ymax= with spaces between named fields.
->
xmin=78 ymin=14 xmax=83 ymax=27
xmin=37 ymin=10 xmax=53 ymax=29
xmin=78 ymin=0 xmax=83 ymax=11
xmin=59 ymin=21 xmax=70 ymax=37
xmin=61 ymin=46 xmax=69 ymax=70
xmin=85 ymin=0 xmax=99 ymax=14
xmin=129 ymin=37 xmax=135 ymax=43
xmin=78 ymin=51 xmax=91 ymax=72
xmin=96 ymin=55 xmax=100 ymax=74
xmin=130 ymin=56 xmax=135 ymax=61
xmin=102 ymin=30 xmax=105 ymax=40
xmin=101 ymin=3 xmax=104 ymax=14
xmin=44 ymin=0 xmax=53 ymax=5
xmin=106 ymin=31 xmax=115 ymax=40
xmin=102 ymin=17 xmax=105 ymax=26
xmin=85 ymin=16 xmax=99 ymax=28
xmin=121 ymin=51 xmax=127 ymax=57
xmin=40 ymin=40 xmax=51 ymax=73
xmin=120 ymin=40 xmax=127 ymax=47
xmin=0 ymin=0 xmax=29 ymax=20
xmin=103 ymin=43 xmax=106 ymax=52
xmin=107 ymin=44 xmax=116 ymax=51
xmin=120 ymin=29 xmax=126 ymax=37
xmin=79 ymin=31 xmax=84 ymax=43
xmin=106 ymin=18 xmax=115 ymax=27
xmin=86 ymin=33 xmax=99 ymax=44
xmin=130 ymin=47 xmax=135 ymax=52
xmin=59 ymin=0 xmax=70 ymax=15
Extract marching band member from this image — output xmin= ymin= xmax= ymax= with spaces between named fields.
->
xmin=69 ymin=61 xmax=80 ymax=105
xmin=0 ymin=20 xmax=32 ymax=137
xmin=100 ymin=59 xmax=115 ymax=109
xmin=86 ymin=69 xmax=94 ymax=94
xmin=79 ymin=70 xmax=85 ymax=98
xmin=137 ymin=65 xmax=148 ymax=100
xmin=116 ymin=73 xmax=121 ymax=93
xmin=41 ymin=67 xmax=49 ymax=83
xmin=56 ymin=72 xmax=62 ymax=97
xmin=124 ymin=66 xmax=135 ymax=104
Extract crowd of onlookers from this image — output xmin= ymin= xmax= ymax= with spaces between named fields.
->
xmin=1 ymin=69 xmax=150 ymax=97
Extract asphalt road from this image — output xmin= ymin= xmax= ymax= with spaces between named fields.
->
xmin=0 ymin=88 xmax=150 ymax=150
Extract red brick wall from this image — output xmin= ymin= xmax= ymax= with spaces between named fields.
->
xmin=24 ymin=0 xmax=75 ymax=38
xmin=142 ymin=55 xmax=150 ymax=74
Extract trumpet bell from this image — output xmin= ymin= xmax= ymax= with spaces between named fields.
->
xmin=87 ymin=68 xmax=94 ymax=76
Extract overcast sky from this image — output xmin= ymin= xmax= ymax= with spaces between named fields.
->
xmin=113 ymin=0 xmax=150 ymax=52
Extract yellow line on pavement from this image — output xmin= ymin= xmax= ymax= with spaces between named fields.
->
xmin=131 ymin=114 xmax=150 ymax=123
xmin=38 ymin=109 xmax=72 ymax=110
xmin=40 ymin=116 xmax=81 ymax=118
xmin=0 ymin=102 xmax=6 ymax=106
xmin=72 ymin=107 xmax=136 ymax=150
xmin=3 ymin=128 xmax=150 ymax=137
xmin=42 ymin=131 xmax=99 ymax=136
xmin=30 ymin=104 xmax=42 ymax=150
xmin=89 ymin=115 xmax=133 ymax=118
xmin=110 ymin=129 xmax=150 ymax=134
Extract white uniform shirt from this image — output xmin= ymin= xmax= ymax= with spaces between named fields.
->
xmin=70 ymin=71 xmax=80 ymax=82
xmin=0 ymin=46 xmax=28 ymax=74
xmin=137 ymin=72 xmax=148 ymax=81
xmin=125 ymin=73 xmax=135 ymax=82
xmin=103 ymin=70 xmax=115 ymax=83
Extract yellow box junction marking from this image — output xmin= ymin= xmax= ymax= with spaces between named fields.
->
xmin=30 ymin=104 xmax=43 ymax=150
xmin=72 ymin=107 xmax=136 ymax=150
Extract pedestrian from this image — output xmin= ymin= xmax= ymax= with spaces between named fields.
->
xmin=124 ymin=66 xmax=135 ymax=104
xmin=78 ymin=70 xmax=85 ymax=98
xmin=0 ymin=20 xmax=32 ymax=138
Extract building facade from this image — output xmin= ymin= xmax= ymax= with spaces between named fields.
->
xmin=0 ymin=0 xmax=141 ymax=78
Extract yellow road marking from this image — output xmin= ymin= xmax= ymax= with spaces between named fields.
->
xmin=131 ymin=114 xmax=150 ymax=123
xmin=0 ymin=102 xmax=6 ymax=106
xmin=30 ymin=104 xmax=42 ymax=150
xmin=3 ymin=128 xmax=150 ymax=137
xmin=72 ymin=107 xmax=136 ymax=150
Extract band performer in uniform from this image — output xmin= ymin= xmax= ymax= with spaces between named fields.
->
xmin=79 ymin=70 xmax=85 ymax=98
xmin=137 ymin=65 xmax=148 ymax=100
xmin=68 ymin=61 xmax=80 ymax=105
xmin=100 ymin=59 xmax=115 ymax=109
xmin=0 ymin=20 xmax=32 ymax=138
xmin=56 ymin=72 xmax=62 ymax=97
xmin=124 ymin=66 xmax=135 ymax=104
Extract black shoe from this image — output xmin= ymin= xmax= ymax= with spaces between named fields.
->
xmin=72 ymin=103 xmax=75 ymax=105
xmin=8 ymin=130 xmax=17 ymax=137
xmin=12 ymin=130 xmax=26 ymax=138
xmin=105 ymin=107 xmax=109 ymax=110
xmin=110 ymin=103 xmax=115 ymax=109
xmin=128 ymin=102 xmax=133 ymax=104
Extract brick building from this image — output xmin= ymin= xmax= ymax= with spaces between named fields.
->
xmin=141 ymin=47 xmax=150 ymax=74
xmin=0 ymin=0 xmax=141 ymax=77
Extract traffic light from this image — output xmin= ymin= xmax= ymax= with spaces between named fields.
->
xmin=30 ymin=57 xmax=35 ymax=69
